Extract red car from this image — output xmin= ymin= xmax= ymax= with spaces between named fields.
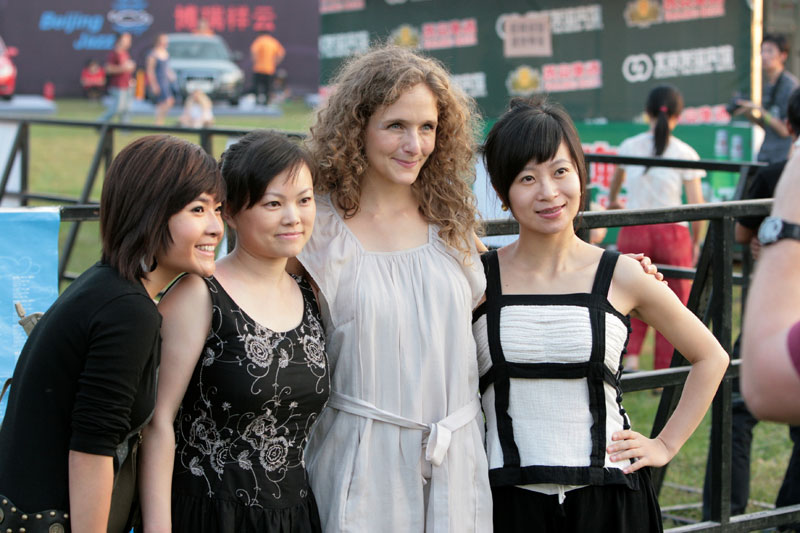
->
xmin=0 ymin=36 xmax=18 ymax=100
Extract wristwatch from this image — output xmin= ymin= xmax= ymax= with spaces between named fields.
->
xmin=758 ymin=216 xmax=800 ymax=245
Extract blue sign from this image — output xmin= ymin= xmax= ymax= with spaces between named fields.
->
xmin=0 ymin=207 xmax=60 ymax=418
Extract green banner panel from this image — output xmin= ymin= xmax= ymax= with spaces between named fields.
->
xmin=320 ymin=0 xmax=752 ymax=122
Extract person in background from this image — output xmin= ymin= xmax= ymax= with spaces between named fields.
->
xmin=100 ymin=32 xmax=136 ymax=124
xmin=731 ymin=33 xmax=799 ymax=164
xmin=478 ymin=97 xmax=728 ymax=532
xmin=147 ymin=33 xmax=176 ymax=126
xmin=80 ymin=58 xmax=106 ymax=101
xmin=179 ymin=89 xmax=214 ymax=129
xmin=742 ymin=150 xmax=800 ymax=423
xmin=608 ymin=84 xmax=705 ymax=371
xmin=0 ymin=135 xmax=224 ymax=533
xmin=702 ymin=87 xmax=800 ymax=525
xmin=250 ymin=31 xmax=285 ymax=106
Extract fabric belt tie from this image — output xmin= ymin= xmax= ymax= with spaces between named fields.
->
xmin=327 ymin=391 xmax=481 ymax=466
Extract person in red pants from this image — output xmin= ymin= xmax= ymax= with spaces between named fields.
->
xmin=608 ymin=85 xmax=705 ymax=370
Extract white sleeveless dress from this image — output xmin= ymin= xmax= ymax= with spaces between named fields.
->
xmin=298 ymin=194 xmax=491 ymax=532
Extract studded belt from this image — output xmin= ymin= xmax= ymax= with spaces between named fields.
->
xmin=0 ymin=495 xmax=69 ymax=533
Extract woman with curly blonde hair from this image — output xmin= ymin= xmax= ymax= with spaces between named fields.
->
xmin=293 ymin=45 xmax=492 ymax=531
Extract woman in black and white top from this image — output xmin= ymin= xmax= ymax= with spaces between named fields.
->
xmin=475 ymin=98 xmax=728 ymax=532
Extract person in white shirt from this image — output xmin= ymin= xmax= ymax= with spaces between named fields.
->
xmin=608 ymin=84 xmax=705 ymax=371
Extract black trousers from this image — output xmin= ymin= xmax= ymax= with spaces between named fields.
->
xmin=253 ymin=72 xmax=274 ymax=104
xmin=492 ymin=469 xmax=663 ymax=533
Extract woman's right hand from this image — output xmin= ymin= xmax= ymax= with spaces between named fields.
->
xmin=607 ymin=430 xmax=675 ymax=473
xmin=607 ymin=199 xmax=624 ymax=210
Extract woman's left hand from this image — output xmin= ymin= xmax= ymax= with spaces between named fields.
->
xmin=607 ymin=430 xmax=674 ymax=473
xmin=625 ymin=253 xmax=666 ymax=283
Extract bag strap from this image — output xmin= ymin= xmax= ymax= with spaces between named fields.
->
xmin=0 ymin=378 xmax=10 ymax=405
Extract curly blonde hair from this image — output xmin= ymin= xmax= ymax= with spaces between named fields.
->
xmin=309 ymin=45 xmax=481 ymax=257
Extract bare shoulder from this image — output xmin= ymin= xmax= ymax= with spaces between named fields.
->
xmin=158 ymin=274 xmax=210 ymax=315
xmin=608 ymin=253 xmax=669 ymax=314
xmin=612 ymin=252 xmax=658 ymax=289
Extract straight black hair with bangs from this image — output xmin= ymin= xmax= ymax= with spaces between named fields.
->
xmin=482 ymin=97 xmax=586 ymax=211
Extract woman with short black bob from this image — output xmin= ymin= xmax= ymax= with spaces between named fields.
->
xmin=475 ymin=98 xmax=727 ymax=531
xmin=0 ymin=135 xmax=224 ymax=533
xmin=140 ymin=130 xmax=327 ymax=533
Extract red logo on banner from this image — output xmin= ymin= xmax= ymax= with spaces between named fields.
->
xmin=421 ymin=18 xmax=477 ymax=50
xmin=173 ymin=4 xmax=276 ymax=32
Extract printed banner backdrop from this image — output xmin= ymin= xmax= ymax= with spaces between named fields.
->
xmin=0 ymin=1 xmax=319 ymax=97
xmin=0 ymin=207 xmax=60 ymax=419
xmin=321 ymin=0 xmax=754 ymax=215
xmin=320 ymin=0 xmax=751 ymax=123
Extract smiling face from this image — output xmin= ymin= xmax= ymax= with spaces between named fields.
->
xmin=227 ymin=163 xmax=315 ymax=260
xmin=508 ymin=141 xmax=582 ymax=236
xmin=362 ymin=83 xmax=438 ymax=189
xmin=157 ymin=192 xmax=223 ymax=279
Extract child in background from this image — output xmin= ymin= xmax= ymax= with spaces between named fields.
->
xmin=80 ymin=59 xmax=106 ymax=101
xmin=179 ymin=89 xmax=214 ymax=128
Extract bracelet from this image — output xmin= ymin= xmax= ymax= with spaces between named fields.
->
xmin=763 ymin=110 xmax=771 ymax=127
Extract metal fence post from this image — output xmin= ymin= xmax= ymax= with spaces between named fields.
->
xmin=0 ymin=121 xmax=24 ymax=203
xmin=706 ymin=217 xmax=734 ymax=526
xmin=19 ymin=121 xmax=29 ymax=206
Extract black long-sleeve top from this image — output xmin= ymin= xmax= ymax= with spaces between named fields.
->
xmin=0 ymin=262 xmax=161 ymax=512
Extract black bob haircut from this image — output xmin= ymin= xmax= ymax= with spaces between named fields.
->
xmin=482 ymin=97 xmax=587 ymax=212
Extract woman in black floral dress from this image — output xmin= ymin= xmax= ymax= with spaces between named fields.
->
xmin=140 ymin=130 xmax=329 ymax=532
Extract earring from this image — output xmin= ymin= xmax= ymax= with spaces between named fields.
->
xmin=501 ymin=204 xmax=509 ymax=212
xmin=140 ymin=256 xmax=158 ymax=273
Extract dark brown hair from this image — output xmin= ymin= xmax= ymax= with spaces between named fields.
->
xmin=482 ymin=97 xmax=587 ymax=212
xmin=100 ymin=135 xmax=224 ymax=281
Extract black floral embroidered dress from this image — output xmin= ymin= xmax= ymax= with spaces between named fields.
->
xmin=171 ymin=275 xmax=329 ymax=532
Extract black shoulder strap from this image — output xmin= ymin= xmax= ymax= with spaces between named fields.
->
xmin=591 ymin=250 xmax=620 ymax=298
xmin=481 ymin=250 xmax=502 ymax=300
xmin=482 ymin=250 xmax=522 ymax=468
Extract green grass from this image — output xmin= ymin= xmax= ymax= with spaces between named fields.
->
xmin=23 ymin=98 xmax=795 ymax=527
